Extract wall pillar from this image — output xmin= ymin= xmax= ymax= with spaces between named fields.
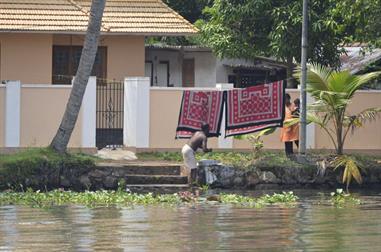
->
xmin=306 ymin=93 xmax=315 ymax=149
xmin=216 ymin=83 xmax=234 ymax=149
xmin=81 ymin=76 xmax=97 ymax=148
xmin=124 ymin=77 xmax=150 ymax=148
xmin=5 ymin=80 xmax=21 ymax=147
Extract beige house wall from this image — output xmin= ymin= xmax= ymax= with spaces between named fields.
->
xmin=53 ymin=35 xmax=145 ymax=81
xmin=0 ymin=86 xmax=5 ymax=146
xmin=0 ymin=34 xmax=145 ymax=84
xmin=0 ymin=33 xmax=53 ymax=84
xmin=315 ymin=91 xmax=381 ymax=151
xmin=149 ymin=88 xmax=381 ymax=153
xmin=149 ymin=89 xmax=218 ymax=150
xmin=20 ymin=86 xmax=82 ymax=147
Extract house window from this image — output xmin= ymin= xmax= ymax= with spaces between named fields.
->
xmin=52 ymin=46 xmax=107 ymax=84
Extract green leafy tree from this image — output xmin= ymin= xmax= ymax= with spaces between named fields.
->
xmin=146 ymin=0 xmax=212 ymax=46
xmin=336 ymin=0 xmax=381 ymax=47
xmin=199 ymin=0 xmax=374 ymax=87
xmin=164 ymin=0 xmax=212 ymax=23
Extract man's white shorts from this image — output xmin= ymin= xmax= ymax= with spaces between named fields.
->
xmin=181 ymin=144 xmax=197 ymax=170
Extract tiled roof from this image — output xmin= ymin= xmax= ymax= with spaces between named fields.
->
xmin=0 ymin=0 xmax=198 ymax=35
xmin=340 ymin=47 xmax=381 ymax=74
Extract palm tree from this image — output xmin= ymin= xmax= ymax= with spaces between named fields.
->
xmin=294 ymin=64 xmax=381 ymax=155
xmin=50 ymin=0 xmax=106 ymax=153
xmin=293 ymin=64 xmax=381 ymax=191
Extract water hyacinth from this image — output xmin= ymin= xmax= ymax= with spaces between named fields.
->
xmin=0 ymin=189 xmax=183 ymax=208
xmin=330 ymin=188 xmax=361 ymax=207
xmin=0 ymin=189 xmax=300 ymax=208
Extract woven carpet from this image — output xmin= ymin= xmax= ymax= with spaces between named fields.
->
xmin=176 ymin=90 xmax=224 ymax=138
xmin=225 ymin=81 xmax=285 ymax=137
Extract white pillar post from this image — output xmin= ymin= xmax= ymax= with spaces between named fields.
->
xmin=306 ymin=93 xmax=315 ymax=149
xmin=81 ymin=76 xmax=97 ymax=148
xmin=216 ymin=83 xmax=234 ymax=149
xmin=124 ymin=77 xmax=150 ymax=148
xmin=5 ymin=80 xmax=21 ymax=147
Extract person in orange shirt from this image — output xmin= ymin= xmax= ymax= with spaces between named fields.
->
xmin=280 ymin=94 xmax=299 ymax=157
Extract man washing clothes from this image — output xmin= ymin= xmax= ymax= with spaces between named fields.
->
xmin=181 ymin=123 xmax=212 ymax=184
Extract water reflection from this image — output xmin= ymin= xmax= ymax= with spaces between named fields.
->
xmin=0 ymin=206 xmax=18 ymax=251
xmin=1 ymin=192 xmax=381 ymax=251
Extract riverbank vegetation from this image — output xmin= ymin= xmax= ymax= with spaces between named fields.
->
xmin=137 ymin=151 xmax=380 ymax=170
xmin=137 ymin=151 xmax=310 ymax=169
xmin=0 ymin=188 xmax=299 ymax=208
xmin=0 ymin=148 xmax=96 ymax=190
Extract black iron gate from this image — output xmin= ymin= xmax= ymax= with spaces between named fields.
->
xmin=96 ymin=80 xmax=124 ymax=149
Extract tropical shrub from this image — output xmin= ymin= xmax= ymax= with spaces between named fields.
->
xmin=294 ymin=64 xmax=381 ymax=155
xmin=234 ymin=127 xmax=275 ymax=160
xmin=293 ymin=64 xmax=381 ymax=189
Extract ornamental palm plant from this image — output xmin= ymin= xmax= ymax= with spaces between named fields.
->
xmin=294 ymin=64 xmax=381 ymax=155
xmin=294 ymin=64 xmax=381 ymax=190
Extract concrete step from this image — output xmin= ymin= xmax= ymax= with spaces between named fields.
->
xmin=126 ymin=184 xmax=190 ymax=194
xmin=97 ymin=163 xmax=182 ymax=176
xmin=125 ymin=175 xmax=188 ymax=185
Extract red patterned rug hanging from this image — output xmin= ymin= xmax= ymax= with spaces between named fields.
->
xmin=176 ymin=90 xmax=224 ymax=138
xmin=225 ymin=81 xmax=285 ymax=137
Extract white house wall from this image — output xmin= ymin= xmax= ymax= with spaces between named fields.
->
xmin=146 ymin=49 xmax=222 ymax=87
xmin=145 ymin=50 xmax=182 ymax=87
xmin=216 ymin=59 xmax=233 ymax=84
xmin=184 ymin=51 xmax=217 ymax=87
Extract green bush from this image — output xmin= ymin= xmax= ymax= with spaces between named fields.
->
xmin=0 ymin=148 xmax=95 ymax=190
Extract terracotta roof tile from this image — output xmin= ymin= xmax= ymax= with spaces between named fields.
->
xmin=0 ymin=0 xmax=198 ymax=35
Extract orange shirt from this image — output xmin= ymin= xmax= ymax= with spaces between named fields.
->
xmin=280 ymin=106 xmax=299 ymax=142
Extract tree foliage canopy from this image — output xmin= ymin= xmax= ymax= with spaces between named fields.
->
xmin=199 ymin=0 xmax=379 ymax=67
xmin=163 ymin=0 xmax=212 ymax=24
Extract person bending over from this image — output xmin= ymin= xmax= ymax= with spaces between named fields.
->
xmin=181 ymin=123 xmax=212 ymax=184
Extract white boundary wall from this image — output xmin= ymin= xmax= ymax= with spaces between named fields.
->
xmin=0 ymin=78 xmax=97 ymax=149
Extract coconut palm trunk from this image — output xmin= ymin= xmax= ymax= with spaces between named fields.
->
xmin=50 ymin=0 xmax=106 ymax=154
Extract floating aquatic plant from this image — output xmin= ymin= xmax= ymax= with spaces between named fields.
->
xmin=330 ymin=188 xmax=361 ymax=207
xmin=0 ymin=189 xmax=300 ymax=208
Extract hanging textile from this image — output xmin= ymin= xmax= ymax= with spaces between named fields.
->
xmin=225 ymin=80 xmax=285 ymax=137
xmin=176 ymin=90 xmax=224 ymax=138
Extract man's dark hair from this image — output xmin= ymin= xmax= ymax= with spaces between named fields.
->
xmin=294 ymin=98 xmax=300 ymax=107
xmin=201 ymin=123 xmax=210 ymax=132
xmin=285 ymin=93 xmax=291 ymax=106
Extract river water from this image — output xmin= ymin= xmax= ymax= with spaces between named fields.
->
xmin=1 ymin=190 xmax=381 ymax=251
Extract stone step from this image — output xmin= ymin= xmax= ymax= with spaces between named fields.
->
xmin=126 ymin=184 xmax=190 ymax=194
xmin=125 ymin=175 xmax=188 ymax=185
xmin=96 ymin=163 xmax=182 ymax=176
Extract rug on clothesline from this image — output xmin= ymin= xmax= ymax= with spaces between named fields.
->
xmin=176 ymin=90 xmax=224 ymax=138
xmin=225 ymin=80 xmax=285 ymax=137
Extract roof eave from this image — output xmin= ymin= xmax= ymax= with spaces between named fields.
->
xmin=0 ymin=30 xmax=198 ymax=36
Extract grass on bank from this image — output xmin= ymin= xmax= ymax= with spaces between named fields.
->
xmin=0 ymin=148 xmax=96 ymax=189
xmin=137 ymin=151 xmax=311 ymax=169
xmin=137 ymin=151 xmax=381 ymax=169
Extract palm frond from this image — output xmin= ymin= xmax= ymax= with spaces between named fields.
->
xmin=350 ymin=107 xmax=381 ymax=131
xmin=327 ymin=70 xmax=356 ymax=93
xmin=332 ymin=155 xmax=363 ymax=190
xmin=345 ymin=71 xmax=381 ymax=98
xmin=294 ymin=63 xmax=331 ymax=96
